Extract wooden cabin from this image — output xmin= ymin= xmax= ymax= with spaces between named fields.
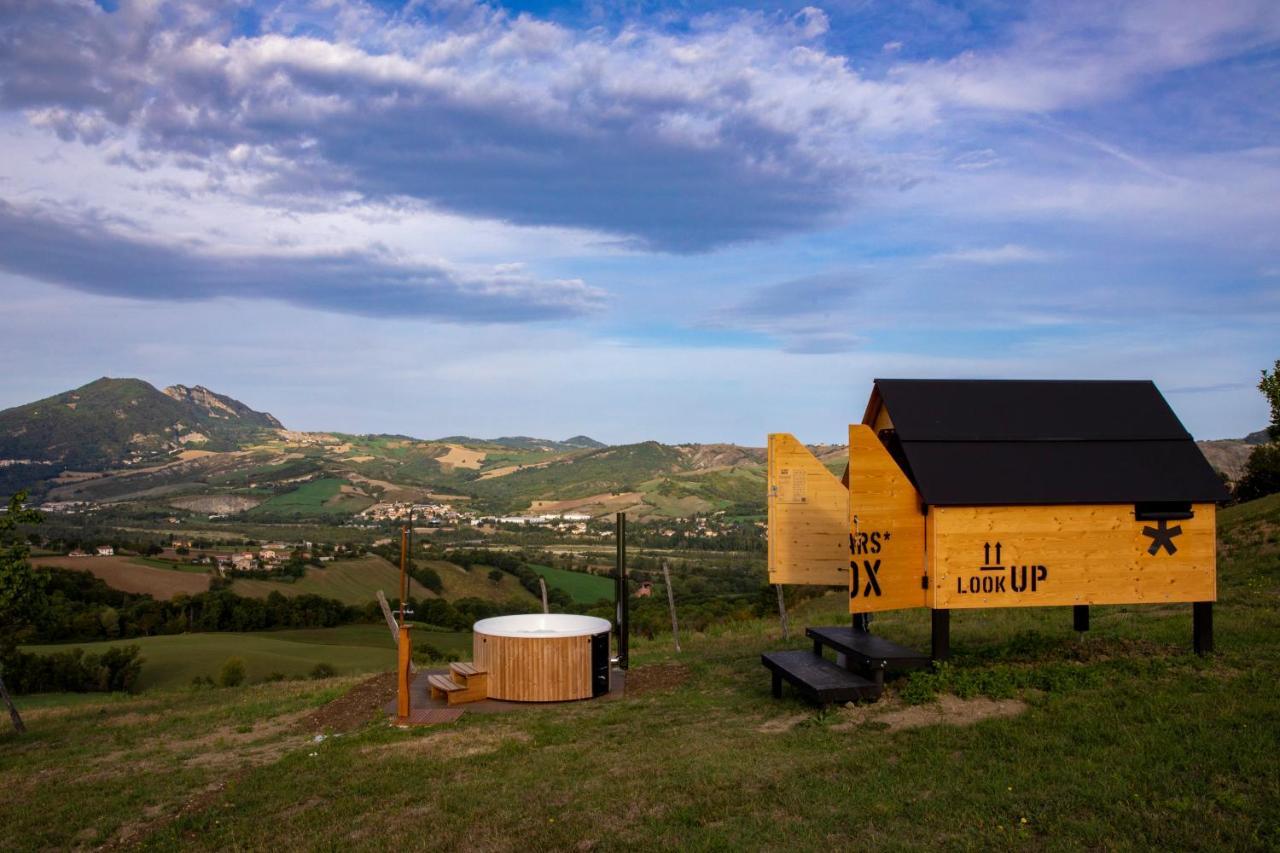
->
xmin=763 ymin=379 xmax=1229 ymax=705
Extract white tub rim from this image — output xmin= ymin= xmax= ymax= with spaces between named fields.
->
xmin=473 ymin=613 xmax=612 ymax=639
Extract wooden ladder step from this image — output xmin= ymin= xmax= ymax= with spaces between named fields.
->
xmin=428 ymin=674 xmax=463 ymax=693
xmin=429 ymin=672 xmax=486 ymax=706
xmin=450 ymin=661 xmax=485 ymax=679
xmin=806 ymin=626 xmax=931 ymax=672
xmin=761 ymin=650 xmax=882 ymax=705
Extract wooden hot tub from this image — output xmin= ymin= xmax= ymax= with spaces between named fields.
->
xmin=473 ymin=614 xmax=612 ymax=702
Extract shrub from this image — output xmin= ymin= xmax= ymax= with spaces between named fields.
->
xmin=309 ymin=662 xmax=337 ymax=680
xmin=0 ymin=645 xmax=144 ymax=694
xmin=262 ymin=672 xmax=287 ymax=683
xmin=219 ymin=656 xmax=246 ymax=688
xmin=1235 ymin=443 xmax=1280 ymax=503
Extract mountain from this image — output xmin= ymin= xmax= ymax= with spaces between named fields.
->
xmin=162 ymin=384 xmax=283 ymax=429
xmin=434 ymin=435 xmax=605 ymax=452
xmin=0 ymin=377 xmax=282 ymax=478
xmin=1197 ymin=429 xmax=1269 ymax=483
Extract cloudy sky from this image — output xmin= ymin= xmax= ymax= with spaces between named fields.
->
xmin=0 ymin=0 xmax=1276 ymax=444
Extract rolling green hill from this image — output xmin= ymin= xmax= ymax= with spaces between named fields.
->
xmin=0 ymin=377 xmax=281 ymax=490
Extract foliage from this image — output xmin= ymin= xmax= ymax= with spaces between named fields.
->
xmin=308 ymin=662 xmax=337 ymax=680
xmin=0 ymin=645 xmax=142 ymax=694
xmin=1260 ymin=359 xmax=1280 ymax=441
xmin=1235 ymin=443 xmax=1280 ymax=502
xmin=31 ymin=566 xmax=368 ymax=642
xmin=0 ymin=490 xmax=46 ymax=656
xmin=218 ymin=657 xmax=246 ymax=688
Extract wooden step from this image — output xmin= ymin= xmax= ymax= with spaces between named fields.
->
xmin=429 ymin=672 xmax=486 ymax=706
xmin=449 ymin=661 xmax=485 ymax=683
xmin=761 ymin=650 xmax=882 ymax=705
xmin=806 ymin=627 xmax=930 ymax=672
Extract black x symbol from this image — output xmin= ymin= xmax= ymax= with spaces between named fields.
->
xmin=863 ymin=560 xmax=882 ymax=597
xmin=1142 ymin=519 xmax=1182 ymax=556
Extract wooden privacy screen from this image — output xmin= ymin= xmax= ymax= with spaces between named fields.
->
xmin=846 ymin=425 xmax=927 ymax=613
xmin=767 ymin=434 xmax=848 ymax=586
xmin=928 ymin=503 xmax=1217 ymax=609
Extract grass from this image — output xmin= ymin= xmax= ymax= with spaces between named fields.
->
xmin=247 ymin=477 xmax=373 ymax=519
xmin=31 ymin=555 xmax=211 ymax=599
xmin=231 ymin=555 xmax=429 ymax=605
xmin=130 ymin=556 xmax=213 ymax=574
xmin=425 ymin=560 xmax=541 ymax=606
xmin=528 ymin=563 xmax=614 ymax=605
xmin=20 ymin=624 xmax=472 ymax=691
xmin=4 ymin=495 xmax=1280 ymax=850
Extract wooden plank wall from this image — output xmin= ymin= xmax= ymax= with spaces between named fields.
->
xmin=767 ymin=433 xmax=849 ymax=586
xmin=846 ymin=424 xmax=927 ymax=613
xmin=929 ymin=503 xmax=1217 ymax=609
xmin=474 ymin=632 xmax=593 ymax=701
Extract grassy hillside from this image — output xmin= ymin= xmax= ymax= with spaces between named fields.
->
xmin=426 ymin=560 xmax=542 ymax=606
xmin=21 ymin=625 xmax=471 ymax=690
xmin=246 ymin=477 xmax=375 ymax=519
xmin=528 ymin=563 xmax=614 ymax=605
xmin=231 ymin=556 xmax=429 ymax=604
xmin=31 ymin=555 xmax=212 ymax=599
xmin=3 ymin=494 xmax=1279 ymax=848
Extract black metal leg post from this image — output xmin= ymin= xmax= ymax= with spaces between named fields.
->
xmin=1193 ymin=601 xmax=1213 ymax=655
xmin=852 ymin=612 xmax=871 ymax=634
xmin=931 ymin=609 xmax=950 ymax=661
xmin=1073 ymin=605 xmax=1090 ymax=633
xmin=771 ymin=671 xmax=782 ymax=699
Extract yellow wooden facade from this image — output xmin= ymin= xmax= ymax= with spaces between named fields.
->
xmin=926 ymin=503 xmax=1216 ymax=608
xmin=769 ymin=417 xmax=1217 ymax=612
xmin=766 ymin=433 xmax=848 ymax=586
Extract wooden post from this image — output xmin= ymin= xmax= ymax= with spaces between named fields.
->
xmin=396 ymin=526 xmax=412 ymax=721
xmin=1193 ymin=601 xmax=1213 ymax=655
xmin=1073 ymin=605 xmax=1090 ymax=633
xmin=775 ymin=584 xmax=790 ymax=640
xmin=397 ymin=624 xmax=411 ymax=721
xmin=539 ymin=577 xmax=549 ymax=614
xmin=615 ymin=512 xmax=629 ymax=670
xmin=663 ymin=563 xmax=681 ymax=653
xmin=377 ymin=591 xmax=414 ymax=673
xmin=931 ymin=609 xmax=950 ymax=661
xmin=0 ymin=672 xmax=25 ymax=734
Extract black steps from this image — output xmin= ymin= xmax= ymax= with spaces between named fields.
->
xmin=761 ymin=650 xmax=882 ymax=704
xmin=806 ymin=626 xmax=931 ymax=673
xmin=763 ymin=625 xmax=931 ymax=706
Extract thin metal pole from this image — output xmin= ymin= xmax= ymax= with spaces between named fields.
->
xmin=616 ymin=512 xmax=629 ymax=670
xmin=775 ymin=584 xmax=790 ymax=640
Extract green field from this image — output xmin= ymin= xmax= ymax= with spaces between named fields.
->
xmin=528 ymin=563 xmax=614 ymax=605
xmin=21 ymin=624 xmax=472 ymax=690
xmin=231 ymin=555 xmax=429 ymax=604
xmin=4 ymin=494 xmax=1279 ymax=850
xmin=247 ymin=477 xmax=374 ymax=519
xmin=426 ymin=560 xmax=542 ymax=606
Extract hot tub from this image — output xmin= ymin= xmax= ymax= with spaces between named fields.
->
xmin=473 ymin=614 xmax=612 ymax=702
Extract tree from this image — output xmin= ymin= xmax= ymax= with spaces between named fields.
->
xmin=1235 ymin=443 xmax=1280 ymax=503
xmin=1234 ymin=360 xmax=1280 ymax=503
xmin=0 ymin=490 xmax=45 ymax=733
xmin=1260 ymin=360 xmax=1280 ymax=441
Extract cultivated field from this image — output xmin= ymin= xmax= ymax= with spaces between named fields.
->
xmin=425 ymin=560 xmax=541 ymax=605
xmin=21 ymin=625 xmax=471 ymax=690
xmin=231 ymin=555 xmax=428 ymax=605
xmin=528 ymin=563 xmax=614 ymax=605
xmin=30 ymin=555 xmax=211 ymax=598
xmin=5 ymin=494 xmax=1278 ymax=849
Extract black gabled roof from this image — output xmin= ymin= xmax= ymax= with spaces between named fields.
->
xmin=870 ymin=379 xmax=1230 ymax=506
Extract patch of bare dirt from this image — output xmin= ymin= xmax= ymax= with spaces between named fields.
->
xmin=624 ymin=663 xmax=690 ymax=697
xmin=298 ymin=672 xmax=397 ymax=734
xmin=831 ymin=694 xmax=1027 ymax=732
xmin=755 ymin=713 xmax=810 ymax=733
xmin=365 ymin=726 xmax=531 ymax=759
xmin=436 ymin=444 xmax=485 ymax=470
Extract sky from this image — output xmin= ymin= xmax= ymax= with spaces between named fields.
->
xmin=0 ymin=0 xmax=1276 ymax=445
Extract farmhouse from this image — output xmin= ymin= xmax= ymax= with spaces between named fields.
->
xmin=95 ymin=545 xmax=114 ymax=556
xmin=764 ymin=379 xmax=1229 ymax=705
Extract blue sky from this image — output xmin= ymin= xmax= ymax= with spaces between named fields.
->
xmin=0 ymin=0 xmax=1276 ymax=444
